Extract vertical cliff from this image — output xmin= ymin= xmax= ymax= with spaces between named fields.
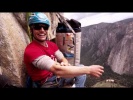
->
xmin=0 ymin=12 xmax=59 ymax=87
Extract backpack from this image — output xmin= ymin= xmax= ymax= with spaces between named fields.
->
xmin=56 ymin=18 xmax=82 ymax=65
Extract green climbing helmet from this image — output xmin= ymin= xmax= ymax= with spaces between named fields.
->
xmin=28 ymin=12 xmax=50 ymax=26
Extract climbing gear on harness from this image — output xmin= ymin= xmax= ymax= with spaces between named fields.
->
xmin=26 ymin=74 xmax=75 ymax=88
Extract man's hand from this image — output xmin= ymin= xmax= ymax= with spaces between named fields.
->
xmin=88 ymin=65 xmax=104 ymax=78
xmin=60 ymin=62 xmax=71 ymax=66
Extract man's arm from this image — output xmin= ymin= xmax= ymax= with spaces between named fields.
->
xmin=55 ymin=50 xmax=71 ymax=66
xmin=50 ymin=63 xmax=104 ymax=78
xmin=32 ymin=51 xmax=104 ymax=78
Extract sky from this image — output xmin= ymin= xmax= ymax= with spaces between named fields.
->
xmin=63 ymin=13 xmax=133 ymax=27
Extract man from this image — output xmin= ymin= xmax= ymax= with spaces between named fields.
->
xmin=24 ymin=12 xmax=104 ymax=88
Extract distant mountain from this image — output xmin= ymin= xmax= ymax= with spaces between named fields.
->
xmin=80 ymin=18 xmax=133 ymax=76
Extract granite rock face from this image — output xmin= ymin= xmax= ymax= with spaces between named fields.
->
xmin=81 ymin=18 xmax=133 ymax=76
xmin=0 ymin=13 xmax=29 ymax=87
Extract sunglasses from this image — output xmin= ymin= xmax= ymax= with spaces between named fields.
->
xmin=33 ymin=24 xmax=49 ymax=30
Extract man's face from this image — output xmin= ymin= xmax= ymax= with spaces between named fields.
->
xmin=31 ymin=23 xmax=49 ymax=42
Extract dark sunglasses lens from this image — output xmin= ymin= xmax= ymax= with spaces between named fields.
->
xmin=43 ymin=26 xmax=49 ymax=30
xmin=33 ymin=25 xmax=49 ymax=30
xmin=33 ymin=25 xmax=41 ymax=30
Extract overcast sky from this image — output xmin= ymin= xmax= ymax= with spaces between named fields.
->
xmin=63 ymin=13 xmax=133 ymax=27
